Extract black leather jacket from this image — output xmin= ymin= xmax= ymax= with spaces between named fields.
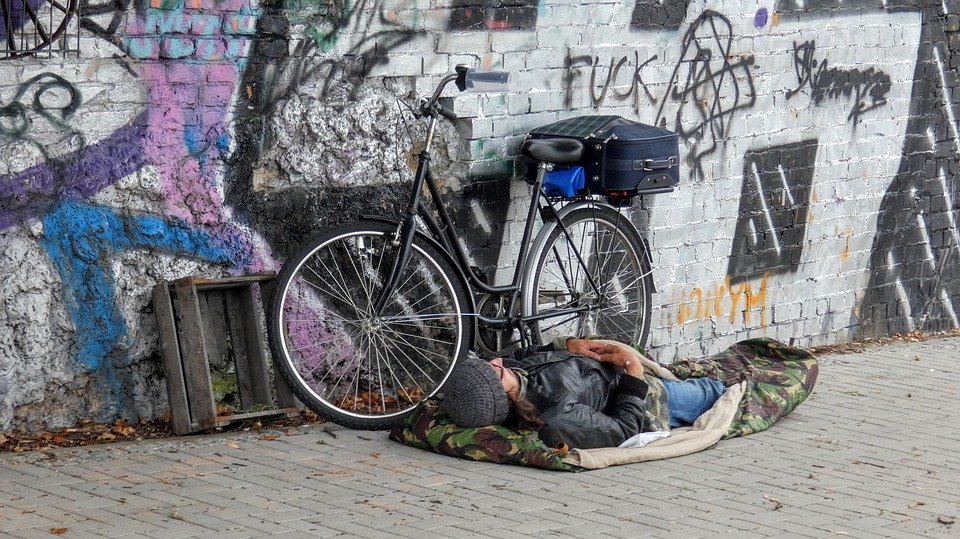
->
xmin=504 ymin=344 xmax=649 ymax=449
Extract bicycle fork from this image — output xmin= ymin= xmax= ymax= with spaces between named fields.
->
xmin=372 ymin=116 xmax=440 ymax=315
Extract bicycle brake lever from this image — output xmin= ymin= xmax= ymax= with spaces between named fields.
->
xmin=414 ymin=97 xmax=431 ymax=118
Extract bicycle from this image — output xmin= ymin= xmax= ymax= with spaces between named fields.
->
xmin=267 ymin=66 xmax=656 ymax=429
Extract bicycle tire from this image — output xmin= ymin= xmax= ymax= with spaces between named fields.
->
xmin=522 ymin=204 xmax=653 ymax=348
xmin=268 ymin=221 xmax=472 ymax=429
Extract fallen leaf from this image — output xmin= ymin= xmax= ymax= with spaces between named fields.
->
xmin=96 ymin=432 xmax=116 ymax=442
xmin=226 ymin=441 xmax=240 ymax=449
xmin=259 ymin=434 xmax=278 ymax=441
xmin=50 ymin=528 xmax=68 ymax=535
xmin=370 ymin=452 xmax=381 ymax=459
xmin=112 ymin=419 xmax=136 ymax=437
xmin=252 ymin=421 xmax=262 ymax=430
xmin=762 ymin=494 xmax=783 ymax=510
xmin=0 ymin=434 xmax=7 ymax=445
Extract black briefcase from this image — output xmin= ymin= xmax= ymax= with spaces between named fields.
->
xmin=525 ymin=115 xmax=680 ymax=196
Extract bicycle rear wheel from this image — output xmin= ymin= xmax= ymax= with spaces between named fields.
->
xmin=268 ymin=221 xmax=472 ymax=429
xmin=523 ymin=204 xmax=653 ymax=347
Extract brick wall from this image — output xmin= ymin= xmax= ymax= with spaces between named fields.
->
xmin=1 ymin=0 xmax=959 ymax=427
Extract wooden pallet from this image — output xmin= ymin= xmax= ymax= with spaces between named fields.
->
xmin=152 ymin=272 xmax=299 ymax=435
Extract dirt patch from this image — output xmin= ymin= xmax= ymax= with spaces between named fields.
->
xmin=806 ymin=328 xmax=960 ymax=355
xmin=0 ymin=410 xmax=324 ymax=455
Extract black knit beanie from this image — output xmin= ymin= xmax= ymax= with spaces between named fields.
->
xmin=439 ymin=352 xmax=510 ymax=427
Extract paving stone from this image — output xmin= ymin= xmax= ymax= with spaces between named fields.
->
xmin=3 ymin=339 xmax=960 ymax=537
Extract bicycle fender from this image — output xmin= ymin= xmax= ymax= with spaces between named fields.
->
xmin=358 ymin=214 xmax=479 ymax=318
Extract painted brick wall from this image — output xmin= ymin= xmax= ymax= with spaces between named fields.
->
xmin=1 ymin=0 xmax=959 ymax=428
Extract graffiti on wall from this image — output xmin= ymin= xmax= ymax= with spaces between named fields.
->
xmin=448 ymin=0 xmax=538 ymax=30
xmin=0 ymin=74 xmax=85 ymax=166
xmin=5 ymin=0 xmax=960 ymax=426
xmin=565 ymin=11 xmax=756 ymax=179
xmin=677 ymin=274 xmax=770 ymax=327
xmin=563 ymin=51 xmax=660 ymax=112
xmin=631 ymin=0 xmax=689 ymax=30
xmin=786 ymin=40 xmax=892 ymax=124
xmin=727 ymin=140 xmax=819 ymax=283
xmin=0 ymin=0 xmax=266 ymax=419
xmin=655 ymin=11 xmax=756 ymax=179
xmin=769 ymin=1 xmax=960 ymax=337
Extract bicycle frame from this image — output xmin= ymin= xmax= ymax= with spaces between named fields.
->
xmin=371 ymin=111 xmax=536 ymax=313
xmin=372 ymin=117 xmax=610 ymax=344
xmin=369 ymin=67 xmax=631 ymax=345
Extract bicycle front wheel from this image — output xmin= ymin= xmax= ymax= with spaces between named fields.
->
xmin=524 ymin=204 xmax=653 ymax=347
xmin=268 ymin=221 xmax=472 ymax=429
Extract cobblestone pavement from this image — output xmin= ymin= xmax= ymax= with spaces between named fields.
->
xmin=2 ymin=337 xmax=959 ymax=538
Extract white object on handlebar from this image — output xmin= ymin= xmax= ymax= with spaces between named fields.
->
xmin=463 ymin=69 xmax=511 ymax=92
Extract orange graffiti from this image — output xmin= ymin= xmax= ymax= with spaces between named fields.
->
xmin=677 ymin=273 xmax=769 ymax=327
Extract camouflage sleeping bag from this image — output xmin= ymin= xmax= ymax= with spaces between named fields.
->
xmin=389 ymin=338 xmax=818 ymax=471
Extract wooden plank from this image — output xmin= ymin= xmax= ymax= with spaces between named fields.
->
xmin=206 ymin=290 xmax=231 ymax=370
xmin=240 ymin=284 xmax=273 ymax=407
xmin=173 ymin=279 xmax=217 ymax=430
xmin=259 ymin=280 xmax=300 ymax=409
xmin=198 ymin=290 xmax=222 ymax=372
xmin=218 ymin=407 xmax=300 ymax=423
xmin=224 ymin=289 xmax=256 ymax=410
xmin=188 ymin=272 xmax=278 ymax=290
xmin=152 ymin=283 xmax=193 ymax=436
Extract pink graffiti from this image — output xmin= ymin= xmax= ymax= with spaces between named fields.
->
xmin=127 ymin=0 xmax=268 ymax=271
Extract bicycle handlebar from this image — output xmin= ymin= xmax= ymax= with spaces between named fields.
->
xmin=420 ymin=65 xmax=511 ymax=120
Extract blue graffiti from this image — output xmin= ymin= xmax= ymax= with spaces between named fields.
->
xmin=39 ymin=201 xmax=239 ymax=416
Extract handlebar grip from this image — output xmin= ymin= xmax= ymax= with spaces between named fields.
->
xmin=463 ymin=69 xmax=511 ymax=92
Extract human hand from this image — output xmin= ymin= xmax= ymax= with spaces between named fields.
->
xmin=596 ymin=343 xmax=644 ymax=378
xmin=566 ymin=338 xmax=607 ymax=360
xmin=570 ymin=339 xmax=644 ymax=378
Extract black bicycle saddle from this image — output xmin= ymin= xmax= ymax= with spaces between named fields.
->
xmin=521 ymin=138 xmax=585 ymax=164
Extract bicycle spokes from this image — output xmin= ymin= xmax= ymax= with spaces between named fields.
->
xmin=272 ymin=225 xmax=468 ymax=427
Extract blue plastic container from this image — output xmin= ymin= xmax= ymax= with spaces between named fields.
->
xmin=543 ymin=166 xmax=585 ymax=198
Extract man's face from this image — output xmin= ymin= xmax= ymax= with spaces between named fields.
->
xmin=488 ymin=357 xmax=520 ymax=397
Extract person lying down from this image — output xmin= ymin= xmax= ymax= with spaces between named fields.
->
xmin=440 ymin=338 xmax=727 ymax=450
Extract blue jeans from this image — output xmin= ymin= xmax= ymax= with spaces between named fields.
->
xmin=661 ymin=378 xmax=726 ymax=428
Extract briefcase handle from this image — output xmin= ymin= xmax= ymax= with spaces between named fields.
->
xmin=633 ymin=157 xmax=677 ymax=171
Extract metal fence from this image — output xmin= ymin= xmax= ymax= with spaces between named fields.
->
xmin=0 ymin=0 xmax=80 ymax=59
